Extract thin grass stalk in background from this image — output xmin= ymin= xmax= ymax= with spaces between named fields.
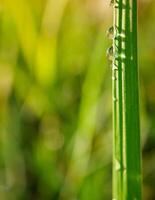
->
xmin=112 ymin=0 xmax=142 ymax=199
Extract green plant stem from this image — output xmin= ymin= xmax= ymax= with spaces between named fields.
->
xmin=112 ymin=0 xmax=142 ymax=199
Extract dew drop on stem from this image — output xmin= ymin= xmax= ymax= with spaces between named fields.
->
xmin=113 ymin=97 xmax=118 ymax=102
xmin=110 ymin=0 xmax=114 ymax=7
xmin=115 ymin=159 xmax=121 ymax=171
xmin=112 ymin=76 xmax=117 ymax=81
xmin=106 ymin=46 xmax=114 ymax=61
xmin=106 ymin=26 xmax=114 ymax=40
xmin=113 ymin=65 xmax=118 ymax=71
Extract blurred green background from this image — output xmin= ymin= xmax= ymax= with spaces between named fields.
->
xmin=0 ymin=0 xmax=155 ymax=199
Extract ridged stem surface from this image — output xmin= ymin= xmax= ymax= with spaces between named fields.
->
xmin=112 ymin=0 xmax=142 ymax=199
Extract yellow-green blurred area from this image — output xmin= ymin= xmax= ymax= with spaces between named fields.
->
xmin=0 ymin=0 xmax=155 ymax=199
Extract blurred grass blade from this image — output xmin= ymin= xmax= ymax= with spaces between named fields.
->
xmin=60 ymin=29 xmax=107 ymax=199
xmin=3 ymin=0 xmax=37 ymax=66
xmin=35 ymin=0 xmax=69 ymax=86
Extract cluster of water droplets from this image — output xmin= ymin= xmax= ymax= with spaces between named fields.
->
xmin=106 ymin=25 xmax=114 ymax=62
xmin=106 ymin=25 xmax=127 ymax=64
xmin=107 ymin=0 xmax=127 ymax=63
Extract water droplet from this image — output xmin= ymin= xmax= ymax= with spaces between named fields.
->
xmin=106 ymin=26 xmax=114 ymax=39
xmin=120 ymin=53 xmax=126 ymax=60
xmin=112 ymin=65 xmax=118 ymax=70
xmin=112 ymin=76 xmax=116 ymax=81
xmin=106 ymin=46 xmax=114 ymax=61
xmin=113 ymin=97 xmax=118 ymax=102
xmin=110 ymin=0 xmax=114 ymax=6
xmin=114 ymin=2 xmax=126 ymax=9
xmin=116 ymin=34 xmax=125 ymax=41
xmin=115 ymin=159 xmax=121 ymax=171
xmin=120 ymin=32 xmax=125 ymax=38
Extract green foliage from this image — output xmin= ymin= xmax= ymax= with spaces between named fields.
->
xmin=0 ymin=0 xmax=155 ymax=200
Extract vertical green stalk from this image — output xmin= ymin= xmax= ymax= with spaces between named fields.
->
xmin=112 ymin=0 xmax=142 ymax=199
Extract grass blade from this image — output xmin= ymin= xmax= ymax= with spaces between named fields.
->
xmin=112 ymin=0 xmax=142 ymax=199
